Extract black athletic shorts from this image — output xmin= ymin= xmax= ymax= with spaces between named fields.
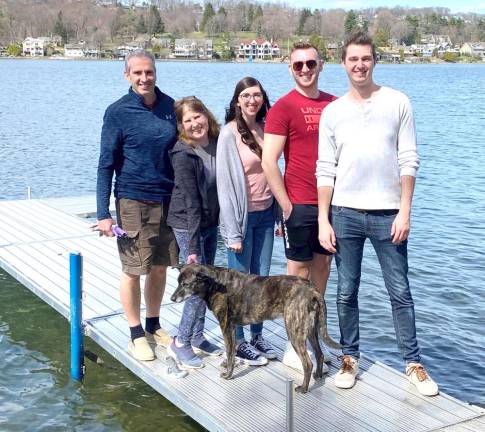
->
xmin=281 ymin=204 xmax=332 ymax=262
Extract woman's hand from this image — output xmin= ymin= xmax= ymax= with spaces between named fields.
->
xmin=228 ymin=242 xmax=243 ymax=254
xmin=186 ymin=254 xmax=198 ymax=264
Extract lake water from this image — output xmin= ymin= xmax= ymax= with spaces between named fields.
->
xmin=1 ymin=59 xmax=484 ymax=430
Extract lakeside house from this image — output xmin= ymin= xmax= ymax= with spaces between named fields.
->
xmin=460 ymin=42 xmax=485 ymax=58
xmin=237 ymin=39 xmax=280 ymax=60
xmin=326 ymin=42 xmax=338 ymax=60
xmin=22 ymin=36 xmax=63 ymax=57
xmin=64 ymin=44 xmax=85 ymax=58
xmin=22 ymin=37 xmax=47 ymax=57
xmin=174 ymin=39 xmax=213 ymax=59
xmin=116 ymin=42 xmax=144 ymax=59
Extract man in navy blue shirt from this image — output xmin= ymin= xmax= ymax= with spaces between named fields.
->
xmin=96 ymin=50 xmax=178 ymax=361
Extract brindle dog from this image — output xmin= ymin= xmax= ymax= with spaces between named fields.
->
xmin=171 ymin=264 xmax=340 ymax=393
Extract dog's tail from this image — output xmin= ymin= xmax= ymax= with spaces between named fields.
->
xmin=317 ymin=296 xmax=341 ymax=349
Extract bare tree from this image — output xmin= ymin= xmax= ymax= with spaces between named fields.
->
xmin=162 ymin=4 xmax=197 ymax=35
xmin=320 ymin=9 xmax=346 ymax=40
xmin=260 ymin=6 xmax=295 ymax=41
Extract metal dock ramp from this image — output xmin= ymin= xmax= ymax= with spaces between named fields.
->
xmin=0 ymin=197 xmax=483 ymax=432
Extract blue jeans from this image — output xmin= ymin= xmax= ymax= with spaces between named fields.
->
xmin=173 ymin=226 xmax=218 ymax=345
xmin=227 ymin=204 xmax=275 ymax=342
xmin=331 ymin=206 xmax=421 ymax=363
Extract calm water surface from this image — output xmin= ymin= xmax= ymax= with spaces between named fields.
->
xmin=1 ymin=60 xmax=484 ymax=430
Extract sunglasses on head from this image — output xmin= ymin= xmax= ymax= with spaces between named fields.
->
xmin=292 ymin=59 xmax=318 ymax=72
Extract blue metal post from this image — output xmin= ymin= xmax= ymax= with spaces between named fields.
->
xmin=70 ymin=252 xmax=84 ymax=381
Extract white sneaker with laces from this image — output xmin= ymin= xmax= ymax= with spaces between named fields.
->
xmin=406 ymin=362 xmax=439 ymax=396
xmin=282 ymin=343 xmax=329 ymax=374
xmin=334 ymin=355 xmax=359 ymax=389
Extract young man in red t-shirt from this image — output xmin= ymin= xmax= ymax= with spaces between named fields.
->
xmin=262 ymin=41 xmax=337 ymax=371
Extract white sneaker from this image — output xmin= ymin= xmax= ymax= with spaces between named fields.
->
xmin=334 ymin=355 xmax=359 ymax=389
xmin=282 ymin=343 xmax=329 ymax=374
xmin=406 ymin=363 xmax=439 ymax=396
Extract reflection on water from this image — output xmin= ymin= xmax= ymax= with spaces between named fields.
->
xmin=0 ymin=270 xmax=203 ymax=431
xmin=1 ymin=60 xmax=485 ymax=429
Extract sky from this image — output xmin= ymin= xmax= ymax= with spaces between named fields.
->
xmin=270 ymin=0 xmax=485 ymax=14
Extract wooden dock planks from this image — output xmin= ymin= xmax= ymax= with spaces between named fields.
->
xmin=0 ymin=197 xmax=483 ymax=432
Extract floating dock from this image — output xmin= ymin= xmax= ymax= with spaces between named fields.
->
xmin=0 ymin=196 xmax=483 ymax=432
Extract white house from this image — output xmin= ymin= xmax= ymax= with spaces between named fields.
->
xmin=238 ymin=39 xmax=280 ymax=59
xmin=174 ymin=39 xmax=212 ymax=58
xmin=64 ymin=44 xmax=85 ymax=58
xmin=22 ymin=37 xmax=47 ymax=57
xmin=460 ymin=42 xmax=485 ymax=58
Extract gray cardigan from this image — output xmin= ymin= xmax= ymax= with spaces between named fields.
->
xmin=216 ymin=123 xmax=248 ymax=247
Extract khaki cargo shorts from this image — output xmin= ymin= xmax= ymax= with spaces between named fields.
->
xmin=115 ymin=198 xmax=179 ymax=275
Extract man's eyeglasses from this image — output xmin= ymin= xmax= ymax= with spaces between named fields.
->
xmin=239 ymin=92 xmax=263 ymax=101
xmin=291 ymin=60 xmax=318 ymax=72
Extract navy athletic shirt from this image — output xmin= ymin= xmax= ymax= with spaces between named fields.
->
xmin=96 ymin=87 xmax=177 ymax=220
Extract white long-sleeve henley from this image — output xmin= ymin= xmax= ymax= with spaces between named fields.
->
xmin=316 ymin=86 xmax=419 ymax=210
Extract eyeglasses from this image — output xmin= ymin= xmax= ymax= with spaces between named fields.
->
xmin=239 ymin=92 xmax=263 ymax=101
xmin=291 ymin=60 xmax=318 ymax=72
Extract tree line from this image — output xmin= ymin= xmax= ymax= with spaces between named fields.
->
xmin=1 ymin=0 xmax=484 ymax=49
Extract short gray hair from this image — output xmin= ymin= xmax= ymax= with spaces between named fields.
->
xmin=124 ymin=49 xmax=156 ymax=73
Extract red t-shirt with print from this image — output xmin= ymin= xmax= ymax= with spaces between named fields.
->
xmin=265 ymin=89 xmax=337 ymax=205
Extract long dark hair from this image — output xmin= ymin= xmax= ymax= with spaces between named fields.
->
xmin=225 ymin=77 xmax=271 ymax=159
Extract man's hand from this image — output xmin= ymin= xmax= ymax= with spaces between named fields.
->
xmin=391 ymin=210 xmax=410 ymax=244
xmin=318 ymin=221 xmax=337 ymax=253
xmin=229 ymin=242 xmax=243 ymax=254
xmin=186 ymin=254 xmax=198 ymax=264
xmin=93 ymin=218 xmax=114 ymax=237
xmin=282 ymin=203 xmax=293 ymax=223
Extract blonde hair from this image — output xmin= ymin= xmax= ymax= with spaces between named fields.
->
xmin=174 ymin=96 xmax=220 ymax=146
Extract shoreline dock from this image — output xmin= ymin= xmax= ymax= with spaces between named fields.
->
xmin=0 ymin=196 xmax=483 ymax=431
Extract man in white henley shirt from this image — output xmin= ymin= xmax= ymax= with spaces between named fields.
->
xmin=316 ymin=30 xmax=439 ymax=397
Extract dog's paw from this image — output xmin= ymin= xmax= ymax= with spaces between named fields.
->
xmin=220 ymin=370 xmax=233 ymax=380
xmin=295 ymin=385 xmax=308 ymax=394
xmin=313 ymin=370 xmax=324 ymax=380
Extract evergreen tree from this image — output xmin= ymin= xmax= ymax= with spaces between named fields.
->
xmin=252 ymin=4 xmax=263 ymax=35
xmin=247 ymin=4 xmax=255 ymax=31
xmin=297 ymin=8 xmax=312 ymax=35
xmin=146 ymin=5 xmax=164 ymax=36
xmin=309 ymin=33 xmax=326 ymax=59
xmin=344 ymin=10 xmax=358 ymax=36
xmin=136 ymin=14 xmax=147 ymax=34
xmin=218 ymin=6 xmax=227 ymax=17
xmin=53 ymin=11 xmax=68 ymax=44
xmin=405 ymin=15 xmax=420 ymax=45
xmin=201 ymin=3 xmax=216 ymax=32
xmin=373 ymin=28 xmax=390 ymax=47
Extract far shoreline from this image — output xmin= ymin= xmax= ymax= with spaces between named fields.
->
xmin=1 ymin=56 xmax=484 ymax=65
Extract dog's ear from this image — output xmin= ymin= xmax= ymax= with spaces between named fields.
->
xmin=196 ymin=274 xmax=226 ymax=295
xmin=212 ymin=281 xmax=227 ymax=294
